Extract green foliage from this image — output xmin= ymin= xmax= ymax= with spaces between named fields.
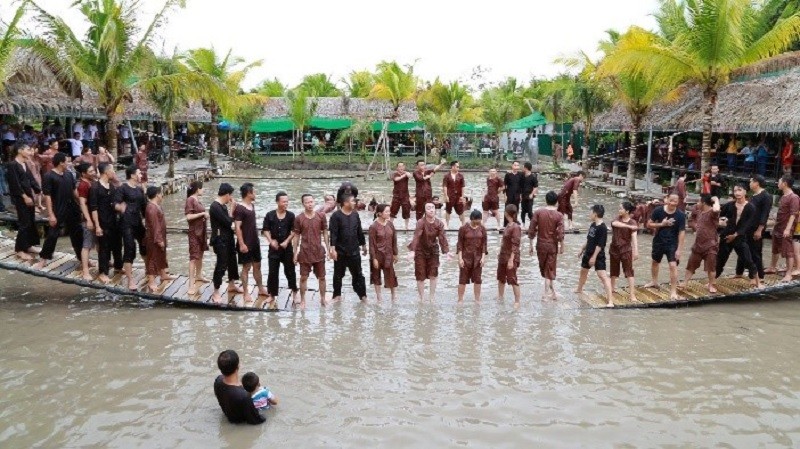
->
xmin=298 ymin=73 xmax=340 ymax=97
xmin=369 ymin=60 xmax=418 ymax=113
xmin=253 ymin=77 xmax=286 ymax=97
xmin=343 ymin=70 xmax=374 ymax=97
xmin=0 ymin=0 xmax=28 ymax=93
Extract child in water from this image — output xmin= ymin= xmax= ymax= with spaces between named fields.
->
xmin=575 ymin=204 xmax=614 ymax=307
xmin=241 ymin=372 xmax=279 ymax=411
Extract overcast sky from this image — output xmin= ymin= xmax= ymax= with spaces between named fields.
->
xmin=14 ymin=0 xmax=659 ymax=91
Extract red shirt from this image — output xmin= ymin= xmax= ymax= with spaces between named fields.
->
xmin=77 ymin=178 xmax=92 ymax=222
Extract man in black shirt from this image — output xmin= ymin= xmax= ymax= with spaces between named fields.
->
xmin=213 ymin=349 xmax=265 ymax=425
xmin=114 ymin=166 xmax=147 ymax=290
xmin=35 ymin=152 xmax=83 ymax=268
xmin=709 ymin=164 xmax=725 ymax=198
xmin=645 ymin=193 xmax=686 ymax=300
xmin=502 ymin=161 xmax=523 ymax=227
xmin=89 ymin=162 xmax=122 ymax=283
xmin=575 ymin=204 xmax=614 ymax=307
xmin=6 ymin=142 xmax=41 ymax=260
xmin=262 ymin=191 xmax=298 ymax=303
xmin=210 ymin=183 xmax=241 ymax=303
xmin=736 ymin=175 xmax=771 ymax=279
xmin=520 ymin=161 xmax=538 ymax=225
xmin=717 ymin=184 xmax=761 ymax=287
xmin=329 ymin=194 xmax=367 ymax=301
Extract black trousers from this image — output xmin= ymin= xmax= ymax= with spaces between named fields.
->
xmin=97 ymin=223 xmax=123 ymax=275
xmin=333 ymin=252 xmax=366 ymax=299
xmin=736 ymin=235 xmax=765 ymax=279
xmin=40 ymin=212 xmax=83 ymax=260
xmin=212 ymin=238 xmax=239 ymax=289
xmin=12 ymin=198 xmax=40 ymax=252
xmin=267 ymin=251 xmax=298 ymax=297
xmin=520 ymin=198 xmax=534 ymax=224
xmin=718 ymin=236 xmax=756 ymax=279
xmin=121 ymin=222 xmax=146 ymax=264
xmin=504 ymin=200 xmax=520 ymax=226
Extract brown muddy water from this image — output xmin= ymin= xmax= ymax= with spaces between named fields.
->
xmin=1 ymin=170 xmax=799 ymax=448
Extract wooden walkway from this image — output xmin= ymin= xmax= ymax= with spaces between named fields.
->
xmin=582 ymin=274 xmax=800 ymax=309
xmin=0 ymin=236 xmax=286 ymax=312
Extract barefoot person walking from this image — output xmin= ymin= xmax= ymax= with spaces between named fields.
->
xmin=235 ymin=183 xmax=269 ymax=304
xmin=76 ymin=162 xmax=97 ymax=281
xmin=114 ymin=166 xmax=147 ymax=290
xmin=645 ymin=193 xmax=686 ymax=300
xmin=408 ymin=202 xmax=450 ymax=301
xmin=390 ymin=162 xmax=413 ymax=230
xmin=609 ymin=202 xmax=639 ymax=303
xmin=682 ymin=195 xmax=721 ymax=294
xmin=482 ymin=168 xmax=504 ymax=229
xmin=575 ymin=205 xmax=614 ymax=307
xmin=716 ymin=184 xmax=761 ymax=288
xmin=6 ymin=142 xmax=41 ymax=260
xmin=557 ymin=171 xmax=584 ymax=230
xmin=90 ymin=163 xmax=122 ymax=283
xmin=497 ymin=205 xmax=522 ymax=303
xmin=262 ymin=191 xmax=298 ymax=304
xmin=368 ymin=204 xmax=399 ymax=301
xmin=293 ymin=194 xmax=330 ymax=308
xmin=527 ymin=191 xmax=565 ymax=300
xmin=768 ymin=175 xmax=800 ymax=282
xmin=457 ymin=210 xmax=488 ymax=303
xmin=185 ymin=181 xmax=210 ymax=295
xmin=442 ymin=160 xmax=466 ymax=228
xmin=144 ymin=186 xmax=175 ymax=292
xmin=329 ymin=194 xmax=368 ymax=302
xmin=209 ymin=183 xmax=242 ymax=303
xmin=35 ymin=153 xmax=83 ymax=270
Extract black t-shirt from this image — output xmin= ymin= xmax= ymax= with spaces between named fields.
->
xmin=329 ymin=209 xmax=365 ymax=255
xmin=749 ymin=190 xmax=772 ymax=231
xmin=650 ymin=206 xmax=686 ymax=247
xmin=585 ymin=222 xmax=608 ymax=258
xmin=213 ymin=375 xmax=265 ymax=425
xmin=521 ymin=173 xmax=538 ymax=197
xmin=262 ymin=210 xmax=295 ymax=258
xmin=89 ymin=181 xmax=118 ymax=229
xmin=114 ymin=183 xmax=145 ymax=227
xmin=504 ymin=172 xmax=523 ymax=203
xmin=210 ymin=201 xmax=234 ymax=241
xmin=42 ymin=169 xmax=78 ymax=219
xmin=709 ymin=174 xmax=724 ymax=198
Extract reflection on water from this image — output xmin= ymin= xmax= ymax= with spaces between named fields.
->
xmin=1 ymin=170 xmax=800 ymax=448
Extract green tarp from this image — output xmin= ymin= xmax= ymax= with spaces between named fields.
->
xmin=248 ymin=117 xmax=423 ymax=133
xmin=504 ymin=112 xmax=547 ymax=130
xmin=371 ymin=121 xmax=424 ymax=132
xmin=457 ymin=122 xmax=495 ymax=133
xmin=250 ymin=118 xmax=294 ymax=133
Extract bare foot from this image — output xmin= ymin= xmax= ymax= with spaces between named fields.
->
xmin=243 ymin=294 xmax=254 ymax=305
xmin=88 ymin=260 xmax=97 ymax=268
xmin=792 ymin=271 xmax=800 ymax=277
xmin=16 ymin=252 xmax=33 ymax=261
xmin=146 ymin=284 xmax=158 ymax=293
xmin=127 ymin=281 xmax=137 ymax=291
xmin=606 ymin=301 xmax=615 ymax=308
xmin=643 ymin=282 xmax=659 ymax=289
xmin=82 ymin=273 xmax=93 ymax=281
xmin=678 ymin=281 xmax=687 ymax=288
xmin=161 ymin=274 xmax=177 ymax=281
xmin=629 ymin=295 xmax=639 ymax=303
xmin=333 ymin=296 xmax=342 ymax=302
xmin=764 ymin=268 xmax=777 ymax=274
xmin=197 ymin=276 xmax=211 ymax=283
xmin=227 ymin=284 xmax=244 ymax=294
xmin=573 ymin=288 xmax=583 ymax=294
xmin=211 ymin=292 xmax=223 ymax=303
xmin=187 ymin=287 xmax=199 ymax=295
xmin=292 ymin=291 xmax=300 ymax=304
xmin=780 ymin=276 xmax=793 ymax=283
xmin=669 ymin=293 xmax=682 ymax=300
xmin=98 ymin=275 xmax=110 ymax=284
xmin=708 ymin=284 xmax=717 ymax=294
xmin=258 ymin=287 xmax=269 ymax=297
xmin=33 ymin=259 xmax=47 ymax=270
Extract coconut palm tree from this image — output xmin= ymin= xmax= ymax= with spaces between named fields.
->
xmin=183 ymin=47 xmax=262 ymax=166
xmin=28 ymin=0 xmax=189 ymax=157
xmin=286 ymin=88 xmax=317 ymax=164
xmin=299 ymin=73 xmax=340 ymax=97
xmin=335 ymin=118 xmax=374 ymax=163
xmin=369 ymin=61 xmax=417 ymax=114
xmin=343 ymin=70 xmax=374 ymax=98
xmin=418 ymin=79 xmax=481 ymax=123
xmin=0 ymin=0 xmax=28 ymax=93
xmin=420 ymin=108 xmax=460 ymax=156
xmin=253 ymin=77 xmax=285 ymax=96
xmin=233 ymin=98 xmax=265 ymax=158
xmin=603 ymin=0 xmax=800 ymax=175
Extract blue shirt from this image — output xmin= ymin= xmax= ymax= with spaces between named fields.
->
xmin=251 ymin=387 xmax=274 ymax=410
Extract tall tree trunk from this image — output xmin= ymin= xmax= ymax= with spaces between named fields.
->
xmin=582 ymin=122 xmax=591 ymax=161
xmin=166 ymin=118 xmax=175 ymax=178
xmin=700 ymin=86 xmax=717 ymax=177
xmin=209 ymin=104 xmax=219 ymax=167
xmin=107 ymin=111 xmax=121 ymax=158
xmin=626 ymin=117 xmax=641 ymax=193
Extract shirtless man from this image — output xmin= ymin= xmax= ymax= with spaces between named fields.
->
xmin=482 ymin=168 xmax=504 ymax=229
xmin=293 ymin=194 xmax=330 ymax=308
xmin=408 ymin=202 xmax=450 ymax=301
xmin=681 ymin=194 xmax=720 ymax=293
xmin=413 ymin=159 xmax=446 ymax=221
xmin=527 ymin=191 xmax=565 ymax=300
xmin=390 ymin=162 xmax=413 ymax=230
xmin=557 ymin=171 xmax=584 ymax=230
xmin=441 ymin=160 xmax=466 ymax=228
xmin=645 ymin=193 xmax=686 ymax=300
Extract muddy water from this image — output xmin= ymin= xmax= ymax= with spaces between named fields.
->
xmin=1 ymin=170 xmax=799 ymax=448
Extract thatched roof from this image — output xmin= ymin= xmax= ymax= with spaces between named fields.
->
xmin=260 ymin=97 xmax=419 ymax=122
xmin=590 ymin=51 xmax=800 ymax=134
xmin=0 ymin=48 xmax=211 ymax=123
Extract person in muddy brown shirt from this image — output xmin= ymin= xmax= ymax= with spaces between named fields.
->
xmin=457 ymin=210 xmax=488 ymax=303
xmin=482 ymin=168 xmax=504 ymax=229
xmin=390 ymin=162 xmax=413 ymax=229
xmin=497 ymin=205 xmax=522 ymax=303
xmin=408 ymin=202 xmax=449 ymax=301
xmin=368 ymin=204 xmax=398 ymax=301
xmin=609 ymin=201 xmax=639 ymax=303
xmin=527 ymin=191 xmax=565 ymax=300
xmin=413 ymin=159 xmax=446 ymax=220
xmin=293 ymin=194 xmax=330 ymax=308
xmin=441 ymin=160 xmax=466 ymax=228
xmin=682 ymin=194 xmax=720 ymax=293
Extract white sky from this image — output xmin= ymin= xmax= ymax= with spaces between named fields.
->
xmin=13 ymin=0 xmax=659 ymax=91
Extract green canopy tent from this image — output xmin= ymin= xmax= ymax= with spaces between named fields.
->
xmin=457 ymin=122 xmax=494 ymax=133
xmin=504 ymin=112 xmax=547 ymax=130
xmin=371 ymin=121 xmax=425 ymax=132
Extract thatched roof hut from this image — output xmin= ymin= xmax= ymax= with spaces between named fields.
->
xmin=260 ymin=97 xmax=419 ymax=122
xmin=0 ymin=48 xmax=210 ymax=123
xmin=590 ymin=51 xmax=800 ymax=134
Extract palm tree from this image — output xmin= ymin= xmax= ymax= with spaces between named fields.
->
xmin=603 ymin=0 xmax=800 ymax=175
xmin=418 ymin=79 xmax=481 ymax=123
xmin=369 ymin=61 xmax=417 ymax=114
xmin=420 ymin=108 xmax=460 ymax=156
xmin=299 ymin=73 xmax=340 ymax=97
xmin=530 ymin=75 xmax=577 ymax=165
xmin=0 ymin=0 xmax=28 ymax=93
xmin=286 ymin=88 xmax=317 ymax=164
xmin=335 ymin=118 xmax=374 ymax=163
xmin=253 ymin=77 xmax=285 ymax=96
xmin=480 ymin=89 xmax=517 ymax=165
xmin=233 ymin=97 xmax=265 ymax=158
xmin=183 ymin=47 xmax=262 ymax=166
xmin=29 ymin=0 xmax=189 ymax=157
xmin=343 ymin=70 xmax=374 ymax=98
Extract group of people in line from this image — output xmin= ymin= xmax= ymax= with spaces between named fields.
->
xmin=5 ymin=139 xmax=800 ymax=307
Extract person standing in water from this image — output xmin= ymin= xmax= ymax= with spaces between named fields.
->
xmin=408 ymin=202 xmax=450 ymax=301
xmin=645 ymin=193 xmax=686 ymax=300
xmin=609 ymin=202 xmax=639 ymax=303
xmin=457 ymin=210 xmax=488 ymax=303
xmin=144 ymin=186 xmax=175 ymax=292
xmin=113 ymin=166 xmax=147 ymax=290
xmin=497 ymin=204 xmax=522 ymax=303
xmin=716 ymin=184 xmax=761 ymax=288
xmin=233 ymin=183 xmax=269 ymax=304
xmin=262 ymin=191 xmax=298 ymax=304
xmin=293 ymin=194 xmax=330 ymax=308
xmin=90 ymin=162 xmax=122 ymax=283
xmin=441 ymin=160 xmax=466 ymax=228
xmin=482 ymin=168 xmax=504 ymax=229
xmin=329 ymin=194 xmax=368 ymax=301
xmin=575 ymin=204 xmax=614 ymax=307
xmin=35 ymin=152 xmax=83 ymax=269
xmin=6 ymin=142 xmax=41 ymax=260
xmin=413 ymin=159 xmax=445 ymax=221
xmin=519 ymin=162 xmax=538 ymax=225
xmin=502 ymin=161 xmax=523 ymax=228
xmin=527 ymin=191 xmax=565 ymax=300
xmin=557 ymin=171 xmax=584 ymax=230
xmin=185 ymin=181 xmax=210 ymax=295
xmin=390 ymin=162 xmax=413 ymax=230
xmin=210 ymin=183 xmax=243 ymax=303
xmin=682 ymin=195 xmax=721 ymax=293
xmin=134 ymin=143 xmax=149 ymax=185
xmin=368 ymin=204 xmax=399 ymax=301
xmin=768 ymin=175 xmax=800 ymax=282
